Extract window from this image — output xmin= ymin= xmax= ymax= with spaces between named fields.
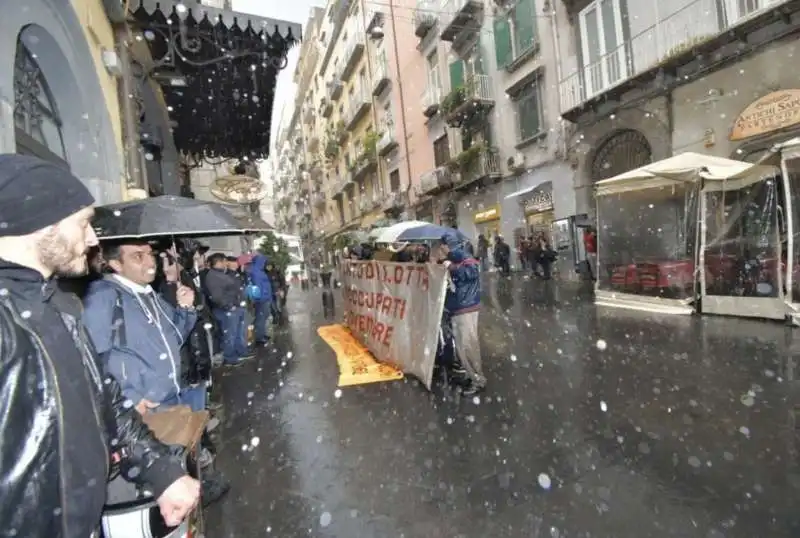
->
xmin=579 ymin=0 xmax=627 ymax=97
xmin=389 ymin=170 xmax=400 ymax=191
xmin=448 ymin=48 xmax=484 ymax=91
xmin=14 ymin=41 xmax=67 ymax=165
xmin=426 ymin=52 xmax=440 ymax=92
xmin=493 ymin=0 xmax=537 ymax=69
xmin=358 ymin=68 xmax=367 ymax=95
xmin=433 ymin=135 xmax=450 ymax=167
xmin=512 ymin=78 xmax=544 ymax=142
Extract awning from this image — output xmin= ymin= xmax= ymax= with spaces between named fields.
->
xmin=129 ymin=0 xmax=302 ymax=159
xmin=505 ymin=177 xmax=551 ymax=200
xmin=595 ymin=152 xmax=778 ymax=196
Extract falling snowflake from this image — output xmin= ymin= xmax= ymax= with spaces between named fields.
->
xmin=537 ymin=473 xmax=552 ymax=490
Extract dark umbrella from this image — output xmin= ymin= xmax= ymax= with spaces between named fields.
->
xmin=93 ymin=195 xmax=244 ymax=240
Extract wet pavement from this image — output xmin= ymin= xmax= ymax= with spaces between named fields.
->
xmin=206 ymin=275 xmax=800 ymax=538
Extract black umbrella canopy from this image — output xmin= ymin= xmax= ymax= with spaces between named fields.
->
xmin=93 ymin=195 xmax=244 ymax=240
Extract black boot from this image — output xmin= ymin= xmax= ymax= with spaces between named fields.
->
xmin=201 ymin=469 xmax=230 ymax=507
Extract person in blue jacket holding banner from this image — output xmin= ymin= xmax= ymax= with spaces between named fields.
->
xmin=438 ymin=231 xmax=485 ymax=395
xmin=246 ymin=254 xmax=274 ymax=346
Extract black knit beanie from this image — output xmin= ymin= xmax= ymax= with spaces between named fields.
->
xmin=0 ymin=154 xmax=96 ymax=237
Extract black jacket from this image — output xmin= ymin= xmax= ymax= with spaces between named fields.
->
xmin=159 ymin=269 xmax=213 ymax=384
xmin=203 ymin=267 xmax=243 ymax=310
xmin=0 ymin=261 xmax=185 ymax=538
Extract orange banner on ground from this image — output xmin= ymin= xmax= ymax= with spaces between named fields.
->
xmin=317 ymin=324 xmax=404 ymax=387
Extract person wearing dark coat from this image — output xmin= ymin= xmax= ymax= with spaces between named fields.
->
xmin=493 ymin=236 xmax=511 ymax=275
xmin=0 ymin=154 xmax=199 ymax=537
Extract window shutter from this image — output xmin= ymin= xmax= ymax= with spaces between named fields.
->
xmin=493 ymin=16 xmax=512 ymax=68
xmin=514 ymin=0 xmax=536 ymax=54
xmin=448 ymin=60 xmax=464 ymax=89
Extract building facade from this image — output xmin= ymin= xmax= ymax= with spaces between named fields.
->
xmin=407 ymin=0 xmax=578 ymax=270
xmin=553 ymin=0 xmax=800 ymax=280
xmin=4 ymin=0 xmax=126 ymax=204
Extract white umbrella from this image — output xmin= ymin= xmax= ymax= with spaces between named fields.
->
xmin=373 ymin=221 xmax=432 ymax=243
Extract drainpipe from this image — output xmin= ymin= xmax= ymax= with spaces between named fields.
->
xmin=116 ymin=25 xmax=147 ymax=196
xmin=388 ymin=0 xmax=414 ymax=211
xmin=548 ymin=3 xmax=567 ymax=163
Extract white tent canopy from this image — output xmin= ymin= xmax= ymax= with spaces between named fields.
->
xmin=595 ymin=152 xmax=779 ymax=196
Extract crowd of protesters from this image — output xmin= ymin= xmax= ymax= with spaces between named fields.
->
xmin=0 ymin=154 xmax=289 ymax=537
xmin=344 ymin=232 xmax=485 ymax=395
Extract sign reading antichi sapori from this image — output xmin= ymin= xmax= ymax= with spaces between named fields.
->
xmin=340 ymin=260 xmax=449 ymax=390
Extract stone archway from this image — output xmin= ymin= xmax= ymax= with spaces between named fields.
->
xmin=591 ymin=129 xmax=653 ymax=182
xmin=0 ymin=0 xmax=123 ymax=204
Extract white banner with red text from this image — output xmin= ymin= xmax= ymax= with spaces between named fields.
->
xmin=340 ymin=260 xmax=448 ymax=390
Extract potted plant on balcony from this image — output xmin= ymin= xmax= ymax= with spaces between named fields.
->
xmin=447 ymin=142 xmax=485 ymax=179
xmin=336 ymin=120 xmax=348 ymax=143
xmin=439 ymin=76 xmax=476 ymax=117
xmin=362 ymin=131 xmax=380 ymax=160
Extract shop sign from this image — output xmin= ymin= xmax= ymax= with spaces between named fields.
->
xmin=730 ymin=89 xmax=800 ymax=141
xmin=210 ymin=174 xmax=268 ymax=204
xmin=524 ymin=189 xmax=553 ymax=214
xmin=474 ymin=205 xmax=500 ymax=224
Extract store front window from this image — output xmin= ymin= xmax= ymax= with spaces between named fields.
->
xmin=13 ymin=40 xmax=67 ymax=166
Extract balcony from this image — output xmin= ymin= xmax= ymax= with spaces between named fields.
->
xmin=303 ymin=104 xmax=315 ymax=125
xmin=308 ymin=133 xmax=320 ymax=152
xmin=558 ymin=0 xmax=792 ymax=119
xmin=422 ymin=85 xmax=441 ymax=117
xmin=439 ymin=0 xmax=482 ymax=43
xmin=449 ymin=145 xmax=501 ymax=189
xmin=310 ymin=160 xmax=324 ymax=180
xmin=413 ymin=0 xmax=438 ymax=38
xmin=372 ymin=55 xmax=390 ymax=96
xmin=340 ymin=30 xmax=365 ymax=81
xmin=331 ymin=174 xmax=354 ymax=198
xmin=320 ymin=97 xmax=333 ymax=118
xmin=382 ymin=191 xmax=404 ymax=212
xmin=328 ymin=79 xmax=344 ymax=101
xmin=365 ymin=8 xmax=383 ymax=34
xmin=345 ymin=91 xmax=371 ymax=130
xmin=377 ymin=129 xmax=398 ymax=156
xmin=420 ymin=166 xmax=454 ymax=195
xmin=350 ymin=154 xmax=377 ymax=182
xmin=441 ymin=74 xmax=494 ymax=127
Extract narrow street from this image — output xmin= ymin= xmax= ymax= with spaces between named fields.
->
xmin=206 ymin=276 xmax=800 ymax=538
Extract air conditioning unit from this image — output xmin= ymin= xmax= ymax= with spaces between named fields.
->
xmin=507 ymin=153 xmax=526 ymax=172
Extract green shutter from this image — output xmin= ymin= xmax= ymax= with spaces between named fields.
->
xmin=493 ymin=16 xmax=512 ymax=68
xmin=514 ymin=0 xmax=536 ymax=55
xmin=448 ymin=60 xmax=464 ymax=89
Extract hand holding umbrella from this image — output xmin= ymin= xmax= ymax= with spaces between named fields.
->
xmin=176 ymin=284 xmax=195 ymax=308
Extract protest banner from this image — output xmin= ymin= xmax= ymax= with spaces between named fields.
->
xmin=317 ymin=324 xmax=405 ymax=386
xmin=339 ymin=260 xmax=449 ymax=390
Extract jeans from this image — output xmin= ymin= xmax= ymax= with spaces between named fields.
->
xmin=253 ymin=300 xmax=270 ymax=343
xmin=159 ymin=383 xmax=207 ymax=412
xmin=213 ymin=307 xmax=248 ymax=363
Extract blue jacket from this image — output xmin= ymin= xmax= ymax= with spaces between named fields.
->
xmin=246 ymin=254 xmax=274 ymax=303
xmin=82 ymin=276 xmax=197 ymax=405
xmin=444 ymin=246 xmax=481 ymax=316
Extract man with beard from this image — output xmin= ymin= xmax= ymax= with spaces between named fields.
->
xmin=0 ymin=154 xmax=199 ymax=537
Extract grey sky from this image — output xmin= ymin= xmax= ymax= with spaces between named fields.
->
xmin=233 ymin=0 xmax=320 ymax=155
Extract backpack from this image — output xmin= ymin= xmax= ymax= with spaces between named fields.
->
xmin=245 ymin=274 xmax=263 ymax=301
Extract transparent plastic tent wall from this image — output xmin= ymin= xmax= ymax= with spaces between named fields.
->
xmin=593 ymin=152 xmax=785 ymax=319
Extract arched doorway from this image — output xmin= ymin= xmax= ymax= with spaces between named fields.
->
xmin=591 ymin=129 xmax=653 ymax=182
xmin=13 ymin=38 xmax=67 ymax=167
